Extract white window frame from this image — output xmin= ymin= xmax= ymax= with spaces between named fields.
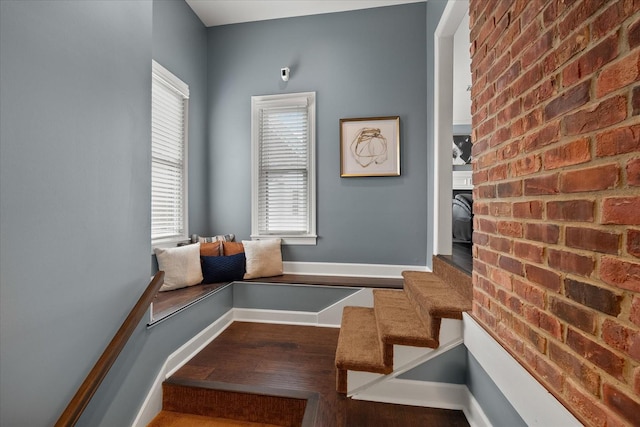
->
xmin=250 ymin=92 xmax=317 ymax=245
xmin=151 ymin=60 xmax=189 ymax=247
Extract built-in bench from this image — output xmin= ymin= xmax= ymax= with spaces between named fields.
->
xmin=149 ymin=274 xmax=404 ymax=326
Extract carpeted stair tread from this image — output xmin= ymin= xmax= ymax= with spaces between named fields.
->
xmin=335 ymin=306 xmax=392 ymax=374
xmin=402 ymin=271 xmax=472 ymax=320
xmin=148 ymin=410 xmax=281 ymax=426
xmin=373 ymin=289 xmax=439 ymax=348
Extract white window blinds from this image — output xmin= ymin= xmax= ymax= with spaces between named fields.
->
xmin=151 ymin=61 xmax=189 ymax=244
xmin=251 ymin=92 xmax=316 ymax=245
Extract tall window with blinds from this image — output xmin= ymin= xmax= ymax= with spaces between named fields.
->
xmin=251 ymin=92 xmax=316 ymax=245
xmin=151 ymin=61 xmax=189 ymax=245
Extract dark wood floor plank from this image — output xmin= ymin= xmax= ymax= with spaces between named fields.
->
xmin=171 ymin=321 xmax=470 ymax=427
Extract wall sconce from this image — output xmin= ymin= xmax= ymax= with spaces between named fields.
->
xmin=281 ymin=67 xmax=290 ymax=82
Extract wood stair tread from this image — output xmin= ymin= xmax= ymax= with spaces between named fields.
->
xmin=148 ymin=410 xmax=281 ymax=427
xmin=402 ymin=271 xmax=472 ymax=319
xmin=335 ymin=306 xmax=392 ymax=374
xmin=373 ymin=289 xmax=439 ymax=348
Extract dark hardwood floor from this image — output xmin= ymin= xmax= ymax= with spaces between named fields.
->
xmin=171 ymin=322 xmax=470 ymax=427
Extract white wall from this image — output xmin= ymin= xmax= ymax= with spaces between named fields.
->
xmin=452 ymin=13 xmax=471 ymax=126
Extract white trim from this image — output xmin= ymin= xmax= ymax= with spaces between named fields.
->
xmin=232 ymin=308 xmax=320 ymax=326
xmin=152 ymin=60 xmax=189 ymax=98
xmin=433 ymin=0 xmax=468 ymax=256
xmin=317 ymin=288 xmax=374 ymax=326
xmin=353 ymin=379 xmax=492 ymax=427
xmin=282 ymin=261 xmax=429 ymax=278
xmin=132 ymin=310 xmax=234 ymax=427
xmin=463 ymin=313 xmax=581 ymax=427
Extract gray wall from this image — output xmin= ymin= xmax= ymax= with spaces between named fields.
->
xmin=206 ymin=3 xmax=429 ymax=266
xmin=153 ymin=0 xmax=210 ymax=237
xmin=0 ymin=1 xmax=219 ymax=425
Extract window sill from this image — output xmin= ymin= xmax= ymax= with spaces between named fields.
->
xmin=250 ymin=234 xmax=317 ymax=245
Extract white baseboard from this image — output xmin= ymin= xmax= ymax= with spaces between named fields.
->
xmin=353 ymin=378 xmax=491 ymax=427
xmin=232 ymin=308 xmax=320 ymax=326
xmin=317 ymin=288 xmax=374 ymax=326
xmin=463 ymin=313 xmax=581 ymax=427
xmin=132 ymin=310 xmax=234 ymax=427
xmin=282 ymin=261 xmax=429 ymax=278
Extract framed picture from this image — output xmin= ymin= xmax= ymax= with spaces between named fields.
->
xmin=340 ymin=116 xmax=400 ymax=177
xmin=453 ymin=134 xmax=472 ymax=165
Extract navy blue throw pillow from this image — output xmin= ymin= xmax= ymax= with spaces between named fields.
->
xmin=201 ymin=253 xmax=246 ymax=283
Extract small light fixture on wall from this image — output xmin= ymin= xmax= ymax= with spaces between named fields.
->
xmin=281 ymin=67 xmax=290 ymax=82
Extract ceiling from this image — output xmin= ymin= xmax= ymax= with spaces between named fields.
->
xmin=185 ymin=0 xmax=425 ymax=27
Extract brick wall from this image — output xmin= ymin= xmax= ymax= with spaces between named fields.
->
xmin=468 ymin=0 xmax=640 ymax=425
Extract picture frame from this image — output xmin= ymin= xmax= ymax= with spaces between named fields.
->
xmin=340 ymin=116 xmax=400 ymax=177
xmin=452 ymin=134 xmax=472 ymax=165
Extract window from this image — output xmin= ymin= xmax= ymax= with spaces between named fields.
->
xmin=151 ymin=61 xmax=189 ymax=246
xmin=251 ymin=92 xmax=316 ymax=245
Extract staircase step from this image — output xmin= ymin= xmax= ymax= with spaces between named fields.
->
xmin=402 ymin=271 xmax=472 ymax=321
xmin=373 ymin=289 xmax=439 ymax=348
xmin=148 ymin=410 xmax=281 ymax=426
xmin=335 ymin=306 xmax=393 ymax=375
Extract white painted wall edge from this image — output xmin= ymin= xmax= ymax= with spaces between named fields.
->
xmin=463 ymin=313 xmax=582 ymax=427
xmin=132 ymin=311 xmax=234 ymax=427
xmin=282 ymin=261 xmax=429 ymax=278
xmin=353 ymin=378 xmax=491 ymax=427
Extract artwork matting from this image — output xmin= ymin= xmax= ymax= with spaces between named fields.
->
xmin=340 ymin=116 xmax=400 ymax=177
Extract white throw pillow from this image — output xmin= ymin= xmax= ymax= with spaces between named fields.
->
xmin=154 ymin=243 xmax=203 ymax=291
xmin=242 ymin=239 xmax=283 ymax=279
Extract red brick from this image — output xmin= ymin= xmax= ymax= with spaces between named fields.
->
xmin=533 ymin=351 xmax=565 ymax=391
xmin=476 ymin=184 xmax=496 ymax=199
xmin=566 ymin=328 xmax=625 ymax=380
xmin=476 ymin=116 xmax=496 ymax=140
xmin=565 ymin=226 xmax=620 ymax=254
xmin=496 ymin=61 xmax=522 ymax=92
xmin=497 ymin=140 xmax=520 ymax=161
xmin=513 ymin=277 xmax=546 ymax=307
xmin=499 ymin=255 xmax=524 ymax=275
xmin=558 ymin=0 xmax=607 ymax=40
xmin=634 ymin=85 xmax=640 ymax=115
xmin=547 ymin=199 xmax=594 ymax=222
xmin=562 ymin=32 xmax=619 ymax=87
xmin=565 ymin=278 xmax=622 ymax=316
xmin=539 ymin=309 xmax=563 ymax=339
xmin=600 ymin=256 xmax=640 ymax=292
xmin=514 ymin=241 xmax=545 ymax=263
xmin=544 ymin=80 xmax=591 ymax=120
xmin=602 ymin=196 xmax=640 ymax=225
xmin=522 ymin=29 xmax=554 ymax=70
xmin=595 ymin=124 xmax=640 ymax=157
xmin=627 ymin=158 xmax=640 ymax=186
xmin=513 ymin=154 xmax=542 ymax=177
xmin=525 ymin=222 xmax=560 ymax=244
xmin=564 ymin=95 xmax=628 ymax=136
xmin=635 ymin=366 xmax=640 ymax=395
xmin=543 ymin=137 xmax=591 ymax=170
xmin=497 ymin=99 xmax=521 ymax=125
xmin=473 ymin=201 xmax=489 ymax=215
xmin=526 ymin=264 xmax=562 ymax=292
xmin=592 ymin=0 xmax=632 ymax=40
xmin=524 ymin=173 xmax=559 ymax=195
xmin=550 ymin=296 xmax=597 ymax=334
xmin=489 ymin=201 xmax=511 ymax=217
xmin=523 ymin=120 xmax=561 ymax=152
xmin=495 ymin=16 xmax=522 ymax=56
xmin=549 ymin=342 xmax=600 ymax=395
xmin=596 ymin=49 xmax=640 ymax=98
xmin=487 ymin=51 xmax=511 ymax=85
xmin=476 ymin=218 xmax=497 ymax=234
xmin=497 ymin=220 xmax=523 ymax=237
xmin=523 ymin=78 xmax=557 ymax=111
xmin=488 ymin=164 xmax=508 ymax=182
xmin=513 ymin=314 xmax=547 ymax=352
xmin=473 ymin=231 xmax=490 ymax=247
xmin=497 ymin=180 xmax=522 ymax=197
xmin=476 ymin=247 xmax=498 ymax=265
xmin=565 ymin=378 xmax=608 ymax=427
xmin=628 ymin=229 xmax=640 ymax=259
xmin=476 ymin=148 xmax=497 ymax=169
xmin=548 ymin=248 xmax=595 ymax=277
xmin=560 ymin=163 xmax=620 ymax=193
xmin=521 ymin=107 xmax=543 ymax=133
xmin=513 ymin=200 xmax=543 ymax=219
xmin=473 ymin=169 xmax=489 ymax=185
xmin=629 ymin=15 xmax=640 ymax=49
xmin=489 ymin=235 xmax=512 ymax=253
xmin=603 ymin=383 xmax=640 ymax=425
xmin=512 ymin=19 xmax=542 ymax=56
xmin=491 ymin=127 xmax=512 ymax=148
xmin=602 ymin=319 xmax=640 ymax=361
xmin=511 ymin=63 xmax=542 ymax=98
xmin=490 ymin=265 xmax=513 ymax=290
xmin=553 ymin=25 xmax=590 ymax=71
